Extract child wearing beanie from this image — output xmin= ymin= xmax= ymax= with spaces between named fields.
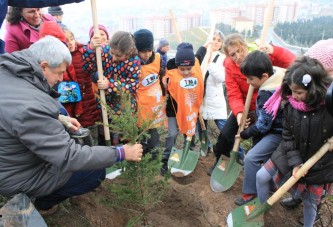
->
xmin=89 ymin=24 xmax=109 ymax=45
xmin=157 ymin=38 xmax=170 ymax=71
xmin=133 ymin=29 xmax=166 ymax=158
xmin=88 ymin=24 xmax=110 ymax=96
xmin=160 ymin=42 xmax=205 ymax=175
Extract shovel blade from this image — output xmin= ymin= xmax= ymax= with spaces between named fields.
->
xmin=168 ymin=147 xmax=200 ymax=177
xmin=226 ymin=198 xmax=265 ymax=227
xmin=106 ymin=168 xmax=122 ymax=180
xmin=210 ymin=152 xmax=242 ymax=192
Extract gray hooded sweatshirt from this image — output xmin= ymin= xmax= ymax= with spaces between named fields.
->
xmin=0 ymin=49 xmax=118 ymax=198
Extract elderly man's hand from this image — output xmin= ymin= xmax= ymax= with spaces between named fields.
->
xmin=122 ymin=144 xmax=143 ymax=162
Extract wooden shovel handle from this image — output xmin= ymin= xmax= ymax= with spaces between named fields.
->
xmin=169 ymin=10 xmax=182 ymax=43
xmin=267 ymin=141 xmax=330 ymax=206
xmin=259 ymin=0 xmax=275 ymax=47
xmin=90 ymin=0 xmax=111 ymax=145
xmin=198 ymin=113 xmax=206 ymax=131
xmin=232 ymin=85 xmax=255 ymax=151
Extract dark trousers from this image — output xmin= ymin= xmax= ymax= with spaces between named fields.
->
xmin=213 ymin=114 xmax=238 ymax=160
xmin=142 ymin=128 xmax=160 ymax=158
xmin=35 ymin=169 xmax=105 ymax=210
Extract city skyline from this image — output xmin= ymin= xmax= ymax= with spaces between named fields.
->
xmin=56 ymin=0 xmax=332 ymax=43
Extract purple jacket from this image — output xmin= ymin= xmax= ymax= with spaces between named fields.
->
xmin=4 ymin=14 xmax=55 ymax=53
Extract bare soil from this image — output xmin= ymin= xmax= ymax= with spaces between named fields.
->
xmin=43 ymin=152 xmax=333 ymax=227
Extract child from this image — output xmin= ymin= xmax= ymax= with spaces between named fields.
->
xmin=39 ymin=21 xmax=83 ymax=119
xmin=234 ymin=50 xmax=285 ymax=205
xmin=82 ymin=31 xmax=140 ymax=115
xmin=88 ymin=24 xmax=110 ymax=95
xmin=62 ymin=26 xmax=100 ymax=145
xmin=156 ymin=38 xmax=169 ymax=71
xmin=256 ymin=56 xmax=333 ymax=227
xmin=161 ymin=42 xmax=204 ymax=175
xmin=133 ymin=29 xmax=166 ymax=156
xmin=210 ymin=34 xmax=295 ymax=173
xmin=82 ymin=31 xmax=141 ymax=145
xmin=280 ymin=38 xmax=333 ymax=214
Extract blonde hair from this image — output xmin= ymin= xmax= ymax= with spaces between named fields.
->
xmin=223 ymin=33 xmax=247 ymax=57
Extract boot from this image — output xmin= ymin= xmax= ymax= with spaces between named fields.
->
xmin=280 ymin=196 xmax=302 ymax=209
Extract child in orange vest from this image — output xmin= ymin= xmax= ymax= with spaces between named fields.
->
xmin=161 ymin=42 xmax=204 ymax=175
xmin=133 ymin=29 xmax=166 ymax=157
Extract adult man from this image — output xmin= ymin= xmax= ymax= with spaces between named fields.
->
xmin=48 ymin=6 xmax=64 ymax=24
xmin=0 ymin=36 xmax=143 ymax=212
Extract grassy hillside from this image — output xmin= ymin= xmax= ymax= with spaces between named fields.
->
xmin=167 ymin=27 xmax=210 ymax=51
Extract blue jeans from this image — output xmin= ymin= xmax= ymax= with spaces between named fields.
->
xmin=242 ymin=134 xmax=282 ymax=194
xmin=35 ymin=169 xmax=105 ymax=210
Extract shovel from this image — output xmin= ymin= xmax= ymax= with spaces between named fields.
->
xmin=168 ymin=136 xmax=200 ymax=177
xmin=226 ymin=141 xmax=331 ymax=227
xmin=199 ymin=114 xmax=209 ymax=157
xmin=210 ymin=85 xmax=254 ymax=192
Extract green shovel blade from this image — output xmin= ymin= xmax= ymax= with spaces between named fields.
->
xmin=210 ymin=151 xmax=242 ymax=192
xmin=226 ymin=198 xmax=265 ymax=227
xmin=168 ymin=147 xmax=200 ymax=177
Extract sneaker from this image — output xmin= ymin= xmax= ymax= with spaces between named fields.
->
xmin=234 ymin=194 xmax=256 ymax=206
xmin=280 ymin=197 xmax=302 ymax=209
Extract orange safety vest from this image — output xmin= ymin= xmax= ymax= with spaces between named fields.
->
xmin=136 ymin=53 xmax=166 ymax=127
xmin=165 ymin=59 xmax=204 ymax=136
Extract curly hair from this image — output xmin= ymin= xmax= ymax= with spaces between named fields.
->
xmin=281 ymin=56 xmax=332 ymax=107
xmin=6 ymin=7 xmax=23 ymax=24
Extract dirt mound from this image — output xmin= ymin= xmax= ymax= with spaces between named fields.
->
xmin=43 ymin=153 xmax=332 ymax=227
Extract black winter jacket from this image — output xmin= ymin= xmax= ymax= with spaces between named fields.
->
xmin=271 ymin=102 xmax=333 ymax=184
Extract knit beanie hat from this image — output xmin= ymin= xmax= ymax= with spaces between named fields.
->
xmin=305 ymin=39 xmax=333 ymax=72
xmin=39 ymin=21 xmax=66 ymax=43
xmin=159 ymin=38 xmax=169 ymax=48
xmin=89 ymin=24 xmax=109 ymax=40
xmin=133 ymin=29 xmax=154 ymax=52
xmin=175 ymin=42 xmax=195 ymax=66
xmin=48 ymin=6 xmax=63 ymax=16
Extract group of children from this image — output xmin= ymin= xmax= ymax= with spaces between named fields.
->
xmin=3 ymin=6 xmax=333 ymax=225
xmin=56 ymin=22 xmax=333 ymax=226
xmin=228 ymin=38 xmax=333 ymax=227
